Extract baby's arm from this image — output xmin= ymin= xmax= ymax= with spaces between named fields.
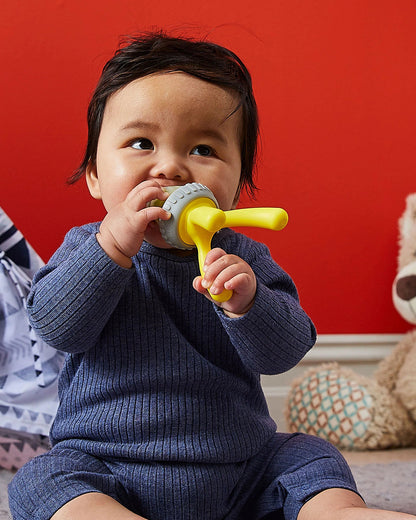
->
xmin=204 ymin=235 xmax=316 ymax=375
xmin=27 ymin=182 xmax=169 ymax=353
xmin=27 ymin=224 xmax=134 ymax=353
xmin=219 ymin=280 xmax=317 ymax=374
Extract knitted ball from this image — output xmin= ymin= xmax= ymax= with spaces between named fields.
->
xmin=286 ymin=366 xmax=373 ymax=450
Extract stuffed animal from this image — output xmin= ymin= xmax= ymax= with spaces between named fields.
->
xmin=285 ymin=194 xmax=416 ymax=450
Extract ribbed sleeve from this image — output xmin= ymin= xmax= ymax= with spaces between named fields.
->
xmin=27 ymin=225 xmax=316 ymax=464
xmin=27 ymin=225 xmax=134 ymax=353
xmin=217 ymin=283 xmax=316 ymax=375
xmin=214 ymin=232 xmax=316 ymax=374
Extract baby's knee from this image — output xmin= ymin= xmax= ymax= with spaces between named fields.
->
xmin=8 ymin=448 xmax=117 ymax=520
xmin=8 ymin=455 xmax=49 ymax=519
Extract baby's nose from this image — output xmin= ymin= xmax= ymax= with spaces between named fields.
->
xmin=151 ymin=154 xmax=187 ymax=180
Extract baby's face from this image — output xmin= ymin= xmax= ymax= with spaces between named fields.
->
xmin=87 ymin=72 xmax=242 ymax=243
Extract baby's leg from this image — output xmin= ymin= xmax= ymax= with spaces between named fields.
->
xmin=8 ymin=446 xmax=136 ymax=520
xmin=245 ymin=433 xmax=415 ymax=519
xmin=51 ymin=492 xmax=145 ymax=519
xmin=298 ymin=488 xmax=416 ymax=519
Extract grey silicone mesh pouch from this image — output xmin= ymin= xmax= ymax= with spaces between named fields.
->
xmin=158 ymin=183 xmax=218 ymax=249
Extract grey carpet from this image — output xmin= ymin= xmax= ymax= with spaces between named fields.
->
xmin=351 ymin=461 xmax=416 ymax=515
xmin=0 ymin=470 xmax=11 ymax=520
xmin=0 ymin=462 xmax=414 ymax=518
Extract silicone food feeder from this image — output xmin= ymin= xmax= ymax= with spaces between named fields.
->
xmin=157 ymin=183 xmax=288 ymax=302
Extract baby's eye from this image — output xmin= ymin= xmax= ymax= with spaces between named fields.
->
xmin=130 ymin=138 xmax=154 ymax=150
xmin=191 ymin=145 xmax=214 ymax=157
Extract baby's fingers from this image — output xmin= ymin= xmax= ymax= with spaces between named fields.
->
xmin=202 ymin=249 xmax=252 ymax=295
xmin=126 ymin=181 xmax=169 ymax=210
xmin=134 ymin=206 xmax=171 ymax=232
xmin=203 ymin=263 xmax=246 ymax=296
xmin=202 ymin=248 xmax=238 ymax=273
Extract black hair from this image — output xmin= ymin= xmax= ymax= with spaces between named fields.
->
xmin=69 ymin=31 xmax=259 ymax=196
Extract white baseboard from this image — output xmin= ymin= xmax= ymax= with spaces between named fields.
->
xmin=261 ymin=333 xmax=404 ymax=428
xmin=303 ymin=333 xmax=403 ymax=363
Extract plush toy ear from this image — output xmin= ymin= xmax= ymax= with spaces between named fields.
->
xmin=398 ymin=193 xmax=416 ymax=272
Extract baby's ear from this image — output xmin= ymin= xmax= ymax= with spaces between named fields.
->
xmin=85 ymin=161 xmax=102 ymax=200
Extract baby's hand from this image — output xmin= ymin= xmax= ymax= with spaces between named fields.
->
xmin=96 ymin=181 xmax=171 ymax=267
xmin=193 ymin=248 xmax=256 ymax=317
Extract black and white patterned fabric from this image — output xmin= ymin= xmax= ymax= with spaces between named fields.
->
xmin=0 ymin=207 xmax=64 ymax=469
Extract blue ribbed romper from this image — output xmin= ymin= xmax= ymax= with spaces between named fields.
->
xmin=8 ymin=225 xmax=358 ymax=520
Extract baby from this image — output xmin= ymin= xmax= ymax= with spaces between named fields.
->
xmin=8 ymin=32 xmax=415 ymax=520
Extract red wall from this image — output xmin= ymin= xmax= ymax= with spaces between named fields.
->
xmin=1 ymin=1 xmax=415 ymax=334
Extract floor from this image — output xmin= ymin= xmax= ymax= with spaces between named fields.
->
xmin=342 ymin=447 xmax=416 ymax=465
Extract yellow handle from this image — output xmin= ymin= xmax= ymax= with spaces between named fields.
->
xmin=190 ymin=225 xmax=234 ymax=303
xmin=224 ymin=207 xmax=288 ymax=230
xmin=176 ymin=201 xmax=232 ymax=302
xmin=177 ymin=202 xmax=288 ymax=302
